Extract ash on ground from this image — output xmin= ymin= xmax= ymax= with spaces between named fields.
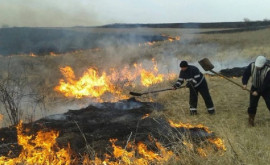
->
xmin=0 ymin=98 xmax=216 ymax=158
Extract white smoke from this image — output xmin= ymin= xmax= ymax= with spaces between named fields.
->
xmin=0 ymin=25 xmax=265 ymax=127
xmin=0 ymin=0 xmax=102 ymax=27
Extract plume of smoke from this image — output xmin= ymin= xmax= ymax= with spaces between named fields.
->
xmin=0 ymin=26 xmax=261 ymax=125
xmin=0 ymin=0 xmax=101 ymax=27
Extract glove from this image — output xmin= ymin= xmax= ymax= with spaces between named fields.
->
xmin=186 ymin=82 xmax=193 ymax=88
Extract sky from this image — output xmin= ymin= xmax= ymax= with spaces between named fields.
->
xmin=0 ymin=0 xmax=269 ymax=27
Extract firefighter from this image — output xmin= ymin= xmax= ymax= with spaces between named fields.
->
xmin=173 ymin=61 xmax=215 ymax=115
xmin=242 ymin=55 xmax=270 ymax=126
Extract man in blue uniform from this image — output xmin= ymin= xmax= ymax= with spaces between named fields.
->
xmin=242 ymin=55 xmax=270 ymax=126
xmin=173 ymin=61 xmax=215 ymax=115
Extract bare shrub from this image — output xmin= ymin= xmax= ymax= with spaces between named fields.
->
xmin=0 ymin=60 xmax=45 ymax=125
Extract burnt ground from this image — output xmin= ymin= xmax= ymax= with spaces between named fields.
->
xmin=1 ymin=21 xmax=270 ymax=56
xmin=220 ymin=61 xmax=270 ymax=77
xmin=0 ymin=98 xmax=215 ymax=158
xmin=220 ymin=67 xmax=246 ymax=77
xmin=0 ymin=27 xmax=166 ymax=56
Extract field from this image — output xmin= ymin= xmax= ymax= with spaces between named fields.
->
xmin=0 ymin=26 xmax=270 ymax=164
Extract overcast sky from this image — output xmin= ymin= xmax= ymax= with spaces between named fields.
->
xmin=1 ymin=0 xmax=269 ymax=27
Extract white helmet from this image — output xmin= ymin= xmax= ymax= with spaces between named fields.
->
xmin=255 ymin=55 xmax=266 ymax=67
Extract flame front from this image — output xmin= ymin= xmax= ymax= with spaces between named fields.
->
xmin=169 ymin=120 xmax=226 ymax=152
xmin=139 ymin=34 xmax=180 ymax=47
xmin=0 ymin=114 xmax=3 ymax=127
xmin=161 ymin=34 xmax=181 ymax=42
xmin=169 ymin=120 xmax=212 ymax=133
xmin=50 ymin=52 xmax=58 ymax=56
xmin=54 ymin=66 xmax=128 ymax=101
xmin=29 ymin=53 xmax=37 ymax=57
xmin=84 ymin=138 xmax=175 ymax=165
xmin=55 ymin=59 xmax=176 ymax=101
xmin=208 ymin=138 xmax=226 ymax=151
xmin=0 ymin=121 xmax=71 ymax=165
xmin=0 ymin=121 xmax=226 ymax=164
xmin=141 ymin=113 xmax=150 ymax=119
xmin=134 ymin=59 xmax=164 ymax=87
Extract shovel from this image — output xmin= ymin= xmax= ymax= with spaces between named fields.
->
xmin=130 ymin=86 xmax=184 ymax=96
xmin=198 ymin=58 xmax=250 ymax=92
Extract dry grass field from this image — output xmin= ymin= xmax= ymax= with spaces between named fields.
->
xmin=0 ymin=26 xmax=270 ymax=164
xmin=152 ymin=76 xmax=270 ymax=164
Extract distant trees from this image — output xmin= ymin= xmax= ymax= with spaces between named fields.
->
xmin=243 ymin=18 xmax=251 ymax=22
xmin=243 ymin=18 xmax=270 ymax=23
xmin=1 ymin=24 xmax=9 ymax=28
xmin=242 ymin=18 xmax=270 ymax=27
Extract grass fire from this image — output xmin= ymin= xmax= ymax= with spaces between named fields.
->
xmin=0 ymin=23 xmax=270 ymax=165
xmin=54 ymin=58 xmax=176 ymax=102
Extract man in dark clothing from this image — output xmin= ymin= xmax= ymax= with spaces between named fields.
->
xmin=242 ymin=55 xmax=270 ymax=126
xmin=173 ymin=61 xmax=215 ymax=115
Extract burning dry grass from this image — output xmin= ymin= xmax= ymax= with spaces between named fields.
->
xmin=0 ymin=27 xmax=270 ymax=164
xmin=0 ymin=121 xmax=72 ymax=164
xmin=0 ymin=114 xmax=3 ymax=127
xmin=53 ymin=58 xmax=176 ymax=102
xmin=0 ymin=116 xmax=226 ymax=164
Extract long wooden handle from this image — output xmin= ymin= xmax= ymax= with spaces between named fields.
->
xmin=142 ymin=86 xmax=185 ymax=95
xmin=210 ymin=70 xmax=251 ymax=92
xmin=141 ymin=88 xmax=174 ymax=95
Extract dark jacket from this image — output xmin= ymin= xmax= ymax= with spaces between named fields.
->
xmin=174 ymin=65 xmax=205 ymax=88
xmin=242 ymin=62 xmax=270 ymax=94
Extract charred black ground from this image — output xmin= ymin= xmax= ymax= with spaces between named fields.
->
xmin=0 ymin=28 xmax=166 ymax=55
xmin=0 ymin=98 xmax=216 ymax=158
xmin=220 ymin=67 xmax=246 ymax=77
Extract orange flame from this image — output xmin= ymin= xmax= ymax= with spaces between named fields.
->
xmin=54 ymin=66 xmax=128 ymax=101
xmin=0 ymin=121 xmax=71 ymax=164
xmin=141 ymin=114 xmax=150 ymax=119
xmin=84 ymin=138 xmax=175 ymax=164
xmin=29 ymin=53 xmax=37 ymax=57
xmin=134 ymin=59 xmax=164 ymax=87
xmin=0 ymin=121 xmax=225 ymax=164
xmin=169 ymin=120 xmax=212 ymax=133
xmin=139 ymin=34 xmax=180 ymax=47
xmin=161 ymin=34 xmax=181 ymax=42
xmin=169 ymin=120 xmax=226 ymax=152
xmin=0 ymin=114 xmax=3 ymax=127
xmin=50 ymin=52 xmax=58 ymax=56
xmin=197 ymin=147 xmax=207 ymax=157
xmin=55 ymin=59 xmax=176 ymax=101
xmin=208 ymin=138 xmax=226 ymax=151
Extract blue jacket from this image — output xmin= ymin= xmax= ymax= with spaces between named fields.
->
xmin=175 ymin=65 xmax=205 ymax=88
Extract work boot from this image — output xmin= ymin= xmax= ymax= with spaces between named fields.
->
xmin=248 ymin=114 xmax=255 ymax=127
xmin=190 ymin=111 xmax=198 ymax=115
xmin=208 ymin=110 xmax=215 ymax=115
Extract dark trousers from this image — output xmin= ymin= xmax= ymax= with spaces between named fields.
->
xmin=189 ymin=79 xmax=214 ymax=111
xmin=248 ymin=86 xmax=270 ymax=115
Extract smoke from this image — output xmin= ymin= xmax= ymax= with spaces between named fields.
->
xmin=0 ymin=25 xmax=264 ymax=127
xmin=92 ymin=99 xmax=143 ymax=111
xmin=0 ymin=0 xmax=102 ymax=27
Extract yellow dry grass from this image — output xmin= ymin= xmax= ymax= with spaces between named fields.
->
xmin=0 ymin=26 xmax=270 ymax=164
xmin=149 ymin=76 xmax=270 ymax=165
